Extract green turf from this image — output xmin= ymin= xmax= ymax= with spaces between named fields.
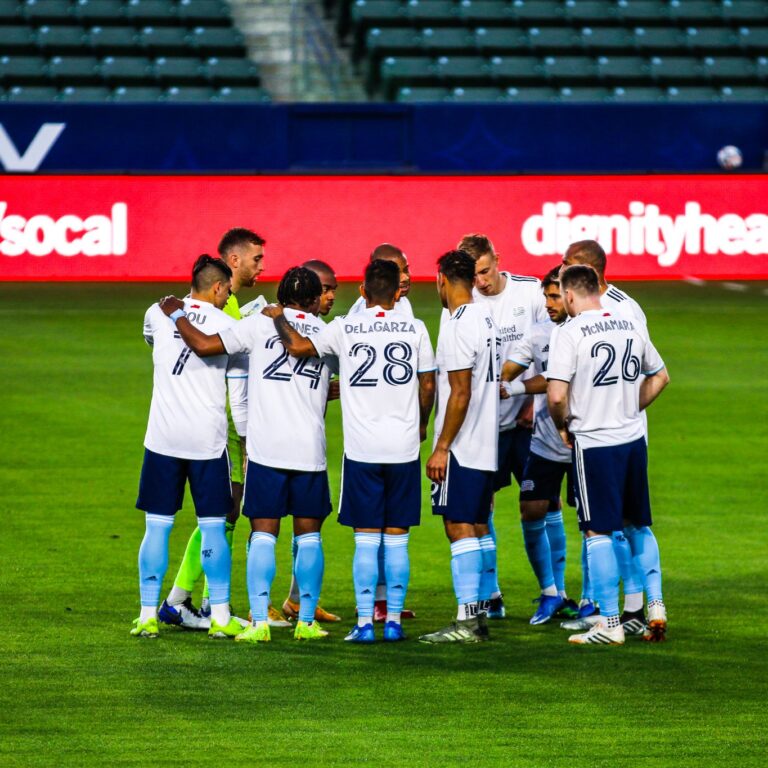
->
xmin=1 ymin=280 xmax=766 ymax=767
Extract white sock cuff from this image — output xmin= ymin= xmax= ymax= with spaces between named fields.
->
xmin=586 ymin=534 xmax=612 ymax=551
xmin=249 ymin=531 xmax=277 ymax=545
xmin=295 ymin=532 xmax=321 ymax=545
xmin=478 ymin=534 xmax=496 ymax=552
xmin=354 ymin=532 xmax=382 ymax=548
xmin=197 ymin=517 xmax=225 ymax=528
xmin=450 ymin=537 xmax=481 ymax=557
xmin=383 ymin=533 xmax=409 ymax=548
xmin=145 ymin=513 xmax=174 ymax=527
xmin=545 ymin=511 xmax=564 ymax=523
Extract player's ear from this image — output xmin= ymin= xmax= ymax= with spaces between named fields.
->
xmin=394 ymin=286 xmax=402 ymax=303
xmin=359 ymin=283 xmax=366 ymax=299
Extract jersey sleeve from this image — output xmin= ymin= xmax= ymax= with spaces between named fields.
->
xmin=507 ymin=333 xmax=533 ymax=368
xmin=641 ymin=334 xmax=665 ymax=376
xmin=142 ymin=305 xmax=156 ymax=346
xmin=442 ymin=316 xmax=477 ymax=372
xmin=416 ymin=322 xmax=436 ymax=373
xmin=226 ymin=351 xmax=249 ymax=437
xmin=545 ymin=325 xmax=576 ymax=382
xmin=311 ymin=318 xmax=342 ymax=359
xmin=220 ymin=315 xmax=259 ymax=355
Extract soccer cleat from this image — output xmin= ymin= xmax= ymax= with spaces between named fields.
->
xmin=556 ymin=598 xmax=580 ymax=620
xmin=560 ymin=613 xmax=601 ymax=631
xmin=419 ymin=617 xmax=484 ymax=644
xmin=487 ymin=594 xmax=506 ymax=619
xmin=568 ymin=621 xmax=625 ymax=645
xmin=383 ymin=621 xmax=406 ymax=642
xmin=620 ymin=609 xmax=647 ymax=637
xmin=158 ymin=598 xmax=210 ymax=630
xmin=130 ymin=617 xmax=159 ymax=638
xmin=267 ymin=605 xmax=292 ymax=628
xmin=200 ymin=597 xmax=211 ymax=618
xmin=373 ymin=600 xmax=415 ymax=622
xmin=345 ymin=623 xmax=376 ymax=643
xmin=208 ymin=617 xmax=244 ymax=639
xmin=476 ymin=612 xmax=490 ymax=640
xmin=530 ymin=594 xmax=565 ymax=625
xmin=643 ymin=602 xmax=667 ymax=643
xmin=235 ymin=622 xmax=271 ymax=644
xmin=577 ymin=600 xmax=598 ymax=619
xmin=282 ymin=598 xmax=342 ymax=623
xmin=294 ymin=621 xmax=328 ymax=641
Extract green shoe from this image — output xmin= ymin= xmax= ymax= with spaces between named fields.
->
xmin=208 ymin=616 xmax=244 ymax=639
xmin=419 ymin=618 xmax=484 ymax=645
xmin=294 ymin=620 xmax=328 ymax=641
xmin=235 ymin=622 xmax=271 ymax=644
xmin=130 ymin=617 xmax=159 ymax=638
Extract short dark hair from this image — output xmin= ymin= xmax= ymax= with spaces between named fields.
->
xmin=369 ymin=243 xmax=404 ymax=262
xmin=541 ymin=265 xmax=562 ymax=290
xmin=565 ymin=240 xmax=606 ymax=278
xmin=457 ymin=233 xmax=495 ymax=261
xmin=301 ymin=259 xmax=336 ymax=277
xmin=364 ymin=259 xmax=400 ymax=304
xmin=277 ymin=267 xmax=322 ymax=310
xmin=560 ymin=264 xmax=600 ymax=295
xmin=217 ymin=228 xmax=265 ymax=260
xmin=191 ymin=254 xmax=232 ymax=291
xmin=437 ymin=249 xmax=475 ymax=286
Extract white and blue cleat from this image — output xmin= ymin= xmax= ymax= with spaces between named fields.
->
xmin=345 ymin=623 xmax=376 ymax=643
xmin=530 ymin=595 xmax=565 ymax=625
xmin=158 ymin=598 xmax=210 ymax=630
xmin=383 ymin=621 xmax=406 ymax=642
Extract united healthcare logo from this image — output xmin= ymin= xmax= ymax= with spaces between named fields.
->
xmin=0 ymin=122 xmax=65 ymax=172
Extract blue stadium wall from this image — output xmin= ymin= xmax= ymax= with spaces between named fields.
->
xmin=1 ymin=103 xmax=766 ymax=172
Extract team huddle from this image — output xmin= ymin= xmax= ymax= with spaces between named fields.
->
xmin=131 ymin=229 xmax=670 ymax=647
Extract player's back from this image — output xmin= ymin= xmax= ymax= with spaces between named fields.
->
xmin=548 ymin=309 xmax=663 ymax=448
xmin=143 ymin=299 xmax=237 ymax=460
xmin=314 ymin=304 xmax=434 ymax=464
xmin=601 ymin=284 xmax=647 ymax=325
xmin=435 ymin=302 xmax=500 ymax=472
xmin=348 ymin=293 xmax=414 ymax=318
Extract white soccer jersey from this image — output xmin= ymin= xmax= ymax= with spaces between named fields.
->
xmin=348 ymin=294 xmax=414 ymax=318
xmin=142 ymin=299 xmax=247 ymax=461
xmin=546 ymin=309 xmax=665 ymax=449
xmin=434 ymin=302 xmax=500 ymax=472
xmin=312 ymin=304 xmax=435 ymax=463
xmin=219 ymin=307 xmax=332 ymax=472
xmin=473 ymin=272 xmax=549 ymax=430
xmin=507 ymin=320 xmax=571 ymax=463
xmin=601 ymin=284 xmax=647 ymax=325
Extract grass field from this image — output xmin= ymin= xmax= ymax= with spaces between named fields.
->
xmin=1 ymin=280 xmax=766 ymax=767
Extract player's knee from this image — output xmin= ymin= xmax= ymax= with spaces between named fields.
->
xmin=520 ymin=501 xmax=548 ymax=522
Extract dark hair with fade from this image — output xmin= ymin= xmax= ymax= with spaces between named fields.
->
xmin=565 ymin=239 xmax=606 ymax=278
xmin=277 ymin=266 xmax=322 ymax=310
xmin=437 ymin=249 xmax=475 ymax=285
xmin=364 ymin=259 xmax=400 ymax=303
xmin=301 ymin=259 xmax=336 ymax=276
xmin=456 ymin=233 xmax=496 ymax=261
xmin=541 ymin=265 xmax=562 ymax=290
xmin=217 ymin=227 xmax=266 ymax=259
xmin=369 ymin=243 xmax=404 ymax=262
xmin=559 ymin=264 xmax=600 ymax=295
xmin=191 ymin=254 xmax=232 ymax=291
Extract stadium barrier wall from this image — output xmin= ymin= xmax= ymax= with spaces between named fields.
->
xmin=0 ymin=103 xmax=766 ymax=173
xmin=1 ymin=174 xmax=767 ymax=282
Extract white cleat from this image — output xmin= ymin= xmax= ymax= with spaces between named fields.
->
xmin=569 ymin=621 xmax=625 ymax=645
xmin=643 ymin=602 xmax=667 ymax=643
xmin=560 ymin=614 xmax=601 ymax=631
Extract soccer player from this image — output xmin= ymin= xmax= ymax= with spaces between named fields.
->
xmin=162 ymin=267 xmax=337 ymax=643
xmin=502 ymin=266 xmax=579 ymax=624
xmin=546 ymin=265 xmax=669 ymax=645
xmin=420 ymin=250 xmax=500 ymax=644
xmin=132 ymin=255 xmax=247 ymax=640
xmin=265 ymin=259 xmax=436 ymax=643
xmin=159 ymin=227 xmax=273 ymax=629
xmin=560 ymin=239 xmax=650 ymax=634
xmin=301 ymin=259 xmax=338 ymax=317
xmin=456 ymin=233 xmax=549 ymax=620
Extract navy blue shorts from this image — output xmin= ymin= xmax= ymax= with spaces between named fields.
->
xmin=572 ymin=437 xmax=652 ymax=533
xmin=431 ymin=452 xmax=495 ymax=525
xmin=494 ymin=427 xmax=533 ymax=491
xmin=243 ymin=461 xmax=332 ymax=520
xmin=136 ymin=448 xmax=231 ymax=518
xmin=520 ymin=452 xmax=575 ymax=508
xmin=338 ymin=456 xmax=421 ymax=529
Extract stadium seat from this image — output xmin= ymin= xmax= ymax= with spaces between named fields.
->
xmin=702 ymin=56 xmax=756 ymax=83
xmin=189 ymin=26 xmax=245 ymax=56
xmin=610 ymin=85 xmax=665 ymax=101
xmin=527 ymin=27 xmax=578 ymax=52
xmin=48 ymin=56 xmax=101 ymax=84
xmin=164 ymin=84 xmax=214 ymax=101
xmin=738 ymin=27 xmax=768 ymax=54
xmin=542 ymin=56 xmax=596 ymax=83
xmin=473 ymin=27 xmax=528 ymax=55
xmin=596 ymin=55 xmax=648 ymax=82
xmin=59 ymin=84 xmax=111 ymax=101
xmin=613 ymin=1 xmax=669 ymax=24
xmin=508 ymin=1 xmax=564 ymax=24
xmin=88 ymin=26 xmax=139 ymax=54
xmin=111 ymin=84 xmax=162 ymax=100
xmin=665 ymin=85 xmax=718 ymax=102
xmin=176 ymin=0 xmax=232 ymax=27
xmin=488 ymin=55 xmax=541 ymax=83
xmin=719 ymin=85 xmax=768 ymax=101
xmin=0 ymin=55 xmax=47 ymax=84
xmin=379 ymin=56 xmax=434 ymax=98
xmin=580 ymin=27 xmax=634 ymax=54
xmin=403 ymin=1 xmax=458 ymax=25
xmin=214 ymin=85 xmax=271 ymax=102
xmin=457 ymin=1 xmax=515 ymax=26
xmin=203 ymin=56 xmax=260 ymax=84
xmin=420 ymin=27 xmax=474 ymax=55
xmin=756 ymin=56 xmax=768 ymax=81
xmin=0 ymin=25 xmax=36 ymax=54
xmin=720 ymin=1 xmax=768 ymax=25
xmin=22 ymin=0 xmax=72 ymax=24
xmin=364 ymin=27 xmax=421 ymax=62
xmin=667 ymin=1 xmax=719 ymax=24
xmin=632 ymin=27 xmax=685 ymax=53
xmin=502 ymin=85 xmax=557 ymax=101
xmin=350 ymin=1 xmax=405 ymax=31
xmin=139 ymin=26 xmax=190 ymax=55
xmin=435 ymin=55 xmax=491 ymax=86
xmin=124 ymin=0 xmax=178 ymax=26
xmin=395 ymin=85 xmax=448 ymax=102
xmin=0 ymin=0 xmax=22 ymax=23
xmin=562 ymin=1 xmax=615 ymax=24
xmin=649 ymin=56 xmax=702 ymax=83
xmin=100 ymin=55 xmax=153 ymax=82
xmin=153 ymin=56 xmax=202 ymax=83
xmin=556 ymin=85 xmax=610 ymax=101
xmin=684 ymin=27 xmax=739 ymax=52
xmin=6 ymin=84 xmax=58 ymax=100
xmin=72 ymin=0 xmax=125 ymax=25
xmin=37 ymin=25 xmax=88 ymax=54
xmin=447 ymin=85 xmax=504 ymax=101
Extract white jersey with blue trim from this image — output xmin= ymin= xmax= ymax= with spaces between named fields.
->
xmin=507 ymin=320 xmax=571 ymax=464
xmin=546 ymin=308 xmax=664 ymax=449
xmin=472 ymin=272 xmax=549 ymax=430
xmin=601 ymin=284 xmax=647 ymax=325
xmin=312 ymin=304 xmax=435 ymax=464
xmin=434 ymin=302 xmax=500 ymax=472
xmin=220 ymin=307 xmax=331 ymax=472
xmin=142 ymin=299 xmax=247 ymax=461
xmin=348 ymin=293 xmax=414 ymax=318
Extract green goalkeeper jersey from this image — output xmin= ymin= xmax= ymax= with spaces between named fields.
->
xmin=223 ymin=293 xmax=241 ymax=321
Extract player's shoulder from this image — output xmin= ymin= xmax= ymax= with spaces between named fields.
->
xmin=604 ymin=283 xmax=632 ymax=303
xmin=531 ymin=319 xmax=555 ymax=339
xmin=503 ymin=271 xmax=541 ymax=289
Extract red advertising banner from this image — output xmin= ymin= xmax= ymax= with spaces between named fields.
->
xmin=1 ymin=175 xmax=766 ymax=281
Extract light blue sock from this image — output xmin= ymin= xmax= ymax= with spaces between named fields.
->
xmin=246 ymin=531 xmax=276 ymax=622
xmin=376 ymin=542 xmax=386 ymax=592
xmin=478 ymin=534 xmax=497 ymax=602
xmin=450 ymin=538 xmax=482 ymax=607
xmin=138 ymin=513 xmax=175 ymax=606
xmin=585 ymin=535 xmax=620 ymax=618
xmin=546 ymin=510 xmax=567 ymax=595
xmin=487 ymin=508 xmax=502 ymax=595
xmin=624 ymin=525 xmax=663 ymax=603
xmin=383 ymin=533 xmax=410 ymax=616
xmin=521 ymin=519 xmax=555 ymax=592
xmin=353 ymin=533 xmax=381 ymax=620
xmin=581 ymin=536 xmax=593 ymax=602
xmin=612 ymin=529 xmax=644 ymax=596
xmin=198 ymin=517 xmax=231 ymax=606
xmin=295 ymin=532 xmax=324 ymax=623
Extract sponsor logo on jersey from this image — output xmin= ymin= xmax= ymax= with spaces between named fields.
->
xmin=0 ymin=201 xmax=127 ymax=257
xmin=521 ymin=201 xmax=768 ymax=266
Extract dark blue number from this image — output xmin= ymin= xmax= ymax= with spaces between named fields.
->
xmin=262 ymin=336 xmax=292 ymax=382
xmin=172 ymin=347 xmax=192 ymax=376
xmin=592 ymin=339 xmax=640 ymax=386
xmin=621 ymin=339 xmax=640 ymax=382
xmin=486 ymin=336 xmax=501 ymax=382
xmin=294 ymin=357 xmax=324 ymax=390
xmin=383 ymin=342 xmax=413 ymax=385
xmin=349 ymin=343 xmax=378 ymax=387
